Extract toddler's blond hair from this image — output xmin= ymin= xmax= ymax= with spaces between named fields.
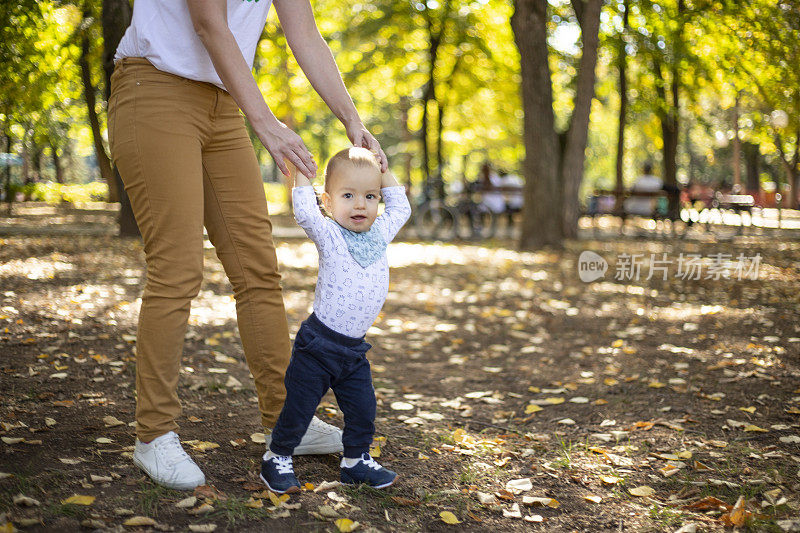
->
xmin=324 ymin=147 xmax=381 ymax=192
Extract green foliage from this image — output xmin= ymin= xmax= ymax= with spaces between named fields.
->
xmin=29 ymin=181 xmax=109 ymax=204
xmin=2 ymin=0 xmax=798 ymax=205
xmin=19 ymin=181 xmax=286 ymax=207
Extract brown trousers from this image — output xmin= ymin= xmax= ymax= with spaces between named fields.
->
xmin=108 ymin=58 xmax=291 ymax=442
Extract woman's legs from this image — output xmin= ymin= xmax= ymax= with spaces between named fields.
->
xmin=200 ymin=92 xmax=291 ymax=430
xmin=110 ymin=59 xmax=208 ymax=442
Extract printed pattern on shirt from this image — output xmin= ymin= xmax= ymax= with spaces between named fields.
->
xmin=292 ymin=185 xmax=411 ymax=338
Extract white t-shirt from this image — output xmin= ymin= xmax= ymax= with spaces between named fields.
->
xmin=114 ymin=0 xmax=272 ymax=90
xmin=625 ymin=174 xmax=663 ymax=216
xmin=292 ymin=186 xmax=411 ymax=338
xmin=502 ymin=173 xmax=524 ymax=210
xmin=481 ymin=173 xmax=506 ymax=214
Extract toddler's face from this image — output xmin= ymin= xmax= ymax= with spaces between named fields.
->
xmin=323 ymin=164 xmax=382 ymax=232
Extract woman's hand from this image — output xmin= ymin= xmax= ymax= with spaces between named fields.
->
xmin=344 ymin=119 xmax=387 ymax=172
xmin=255 ymin=119 xmax=317 ymax=179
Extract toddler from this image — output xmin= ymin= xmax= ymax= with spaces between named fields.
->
xmin=261 ymin=147 xmax=411 ymax=493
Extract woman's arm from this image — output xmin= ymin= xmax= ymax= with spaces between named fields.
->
xmin=273 ymin=0 xmax=388 ymax=172
xmin=186 ymin=0 xmax=316 ymax=178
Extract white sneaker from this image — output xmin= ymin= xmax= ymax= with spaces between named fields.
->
xmin=266 ymin=416 xmax=344 ymax=455
xmin=133 ymin=431 xmax=206 ymax=490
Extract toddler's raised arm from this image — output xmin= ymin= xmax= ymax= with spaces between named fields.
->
xmin=291 ymin=165 xmax=330 ymax=245
xmin=375 ymin=171 xmax=411 ymax=243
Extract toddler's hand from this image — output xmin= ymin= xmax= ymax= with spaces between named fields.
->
xmin=380 ymin=169 xmax=400 ymax=188
xmin=287 ymin=159 xmax=312 ymax=187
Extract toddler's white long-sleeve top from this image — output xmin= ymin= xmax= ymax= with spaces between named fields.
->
xmin=292 ymin=185 xmax=411 ymax=338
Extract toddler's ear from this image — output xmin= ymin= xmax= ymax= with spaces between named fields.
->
xmin=320 ymin=191 xmax=332 ymax=213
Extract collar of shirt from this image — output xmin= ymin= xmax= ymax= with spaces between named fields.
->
xmin=334 ymin=221 xmax=387 ymax=268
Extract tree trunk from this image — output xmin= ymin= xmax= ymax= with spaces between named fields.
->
xmin=512 ymin=0 xmax=562 ymax=248
xmin=615 ymin=0 xmax=629 ymax=194
xmin=436 ymin=100 xmax=444 ymax=180
xmin=79 ymin=32 xmax=116 ymax=201
xmin=774 ymin=130 xmax=799 ymax=208
xmin=20 ymin=134 xmax=30 ymax=185
xmin=420 ymin=1 xmax=450 ymax=187
xmin=421 ymin=23 xmax=440 ymax=185
xmin=742 ymin=141 xmax=759 ymax=195
xmin=102 ymin=0 xmax=138 ymax=235
xmin=400 ymin=96 xmax=413 ymax=189
xmin=31 ymin=140 xmax=43 ymax=181
xmin=3 ymin=125 xmax=13 ymax=214
xmin=661 ymin=98 xmax=679 ymax=189
xmin=732 ymin=93 xmax=741 ymax=190
xmin=653 ymin=56 xmax=679 ymax=211
xmin=50 ymin=140 xmax=64 ymax=184
xmin=789 ymin=130 xmax=800 ymax=209
xmin=560 ymin=0 xmax=602 ymax=239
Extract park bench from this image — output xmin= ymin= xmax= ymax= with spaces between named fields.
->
xmin=702 ymin=193 xmax=757 ymax=233
xmin=587 ymin=188 xmax=682 ymax=237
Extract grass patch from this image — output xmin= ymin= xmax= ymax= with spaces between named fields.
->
xmin=647 ymin=505 xmax=683 ymax=528
xmin=342 ymin=483 xmax=401 ymax=508
xmin=45 ymin=502 xmax=90 ymax=520
xmin=0 ymin=471 xmax=39 ymax=513
xmin=208 ymin=496 xmax=271 ymax=526
xmin=136 ymin=481 xmax=181 ymax=517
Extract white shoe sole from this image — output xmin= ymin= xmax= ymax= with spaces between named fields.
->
xmin=133 ymin=455 xmax=205 ymax=491
xmin=342 ymin=475 xmax=398 ymax=489
xmin=293 ymin=442 xmax=344 ymax=455
xmin=372 ymin=476 xmax=397 ymax=489
xmin=259 ymin=473 xmax=301 ymax=494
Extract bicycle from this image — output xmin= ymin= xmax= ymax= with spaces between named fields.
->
xmin=410 ymin=177 xmax=459 ymax=241
xmin=452 ymin=185 xmax=498 ymax=240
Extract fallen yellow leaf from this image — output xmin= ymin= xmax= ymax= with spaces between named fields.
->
xmin=693 ymin=460 xmax=712 ymax=471
xmin=525 ymin=404 xmax=543 ymax=414
xmin=369 ymin=445 xmax=381 ymax=458
xmin=439 ymin=511 xmax=461 ymax=524
xmin=243 ymin=498 xmax=263 ymax=509
xmin=268 ymin=492 xmax=289 ymax=507
xmin=522 ymin=496 xmax=560 ymax=508
xmin=739 ymin=406 xmax=756 ymax=414
xmin=185 ymin=441 xmax=219 ymax=452
xmin=62 ymin=495 xmax=95 ymax=506
xmin=123 ymin=516 xmax=157 ymax=527
xmin=584 ymin=495 xmax=602 ymax=504
xmin=721 ymin=496 xmax=752 ymax=527
xmin=629 ymin=486 xmax=655 ymax=497
xmin=544 ymin=397 xmax=564 ymax=405
xmin=335 ymin=518 xmax=359 ymax=532
xmin=743 ymin=425 xmax=768 ymax=433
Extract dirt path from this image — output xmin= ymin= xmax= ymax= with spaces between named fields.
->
xmin=1 ymin=232 xmax=799 ymax=532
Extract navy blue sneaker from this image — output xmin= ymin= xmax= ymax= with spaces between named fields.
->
xmin=340 ymin=453 xmax=397 ymax=488
xmin=260 ymin=454 xmax=301 ymax=494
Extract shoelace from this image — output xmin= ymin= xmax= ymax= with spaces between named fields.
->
xmin=308 ymin=416 xmax=338 ymax=434
xmin=361 ymin=454 xmax=382 ymax=471
xmin=271 ymin=455 xmax=294 ymax=474
xmin=155 ymin=433 xmax=191 ymax=467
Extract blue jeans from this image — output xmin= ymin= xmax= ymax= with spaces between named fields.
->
xmin=269 ymin=313 xmax=375 ymax=458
